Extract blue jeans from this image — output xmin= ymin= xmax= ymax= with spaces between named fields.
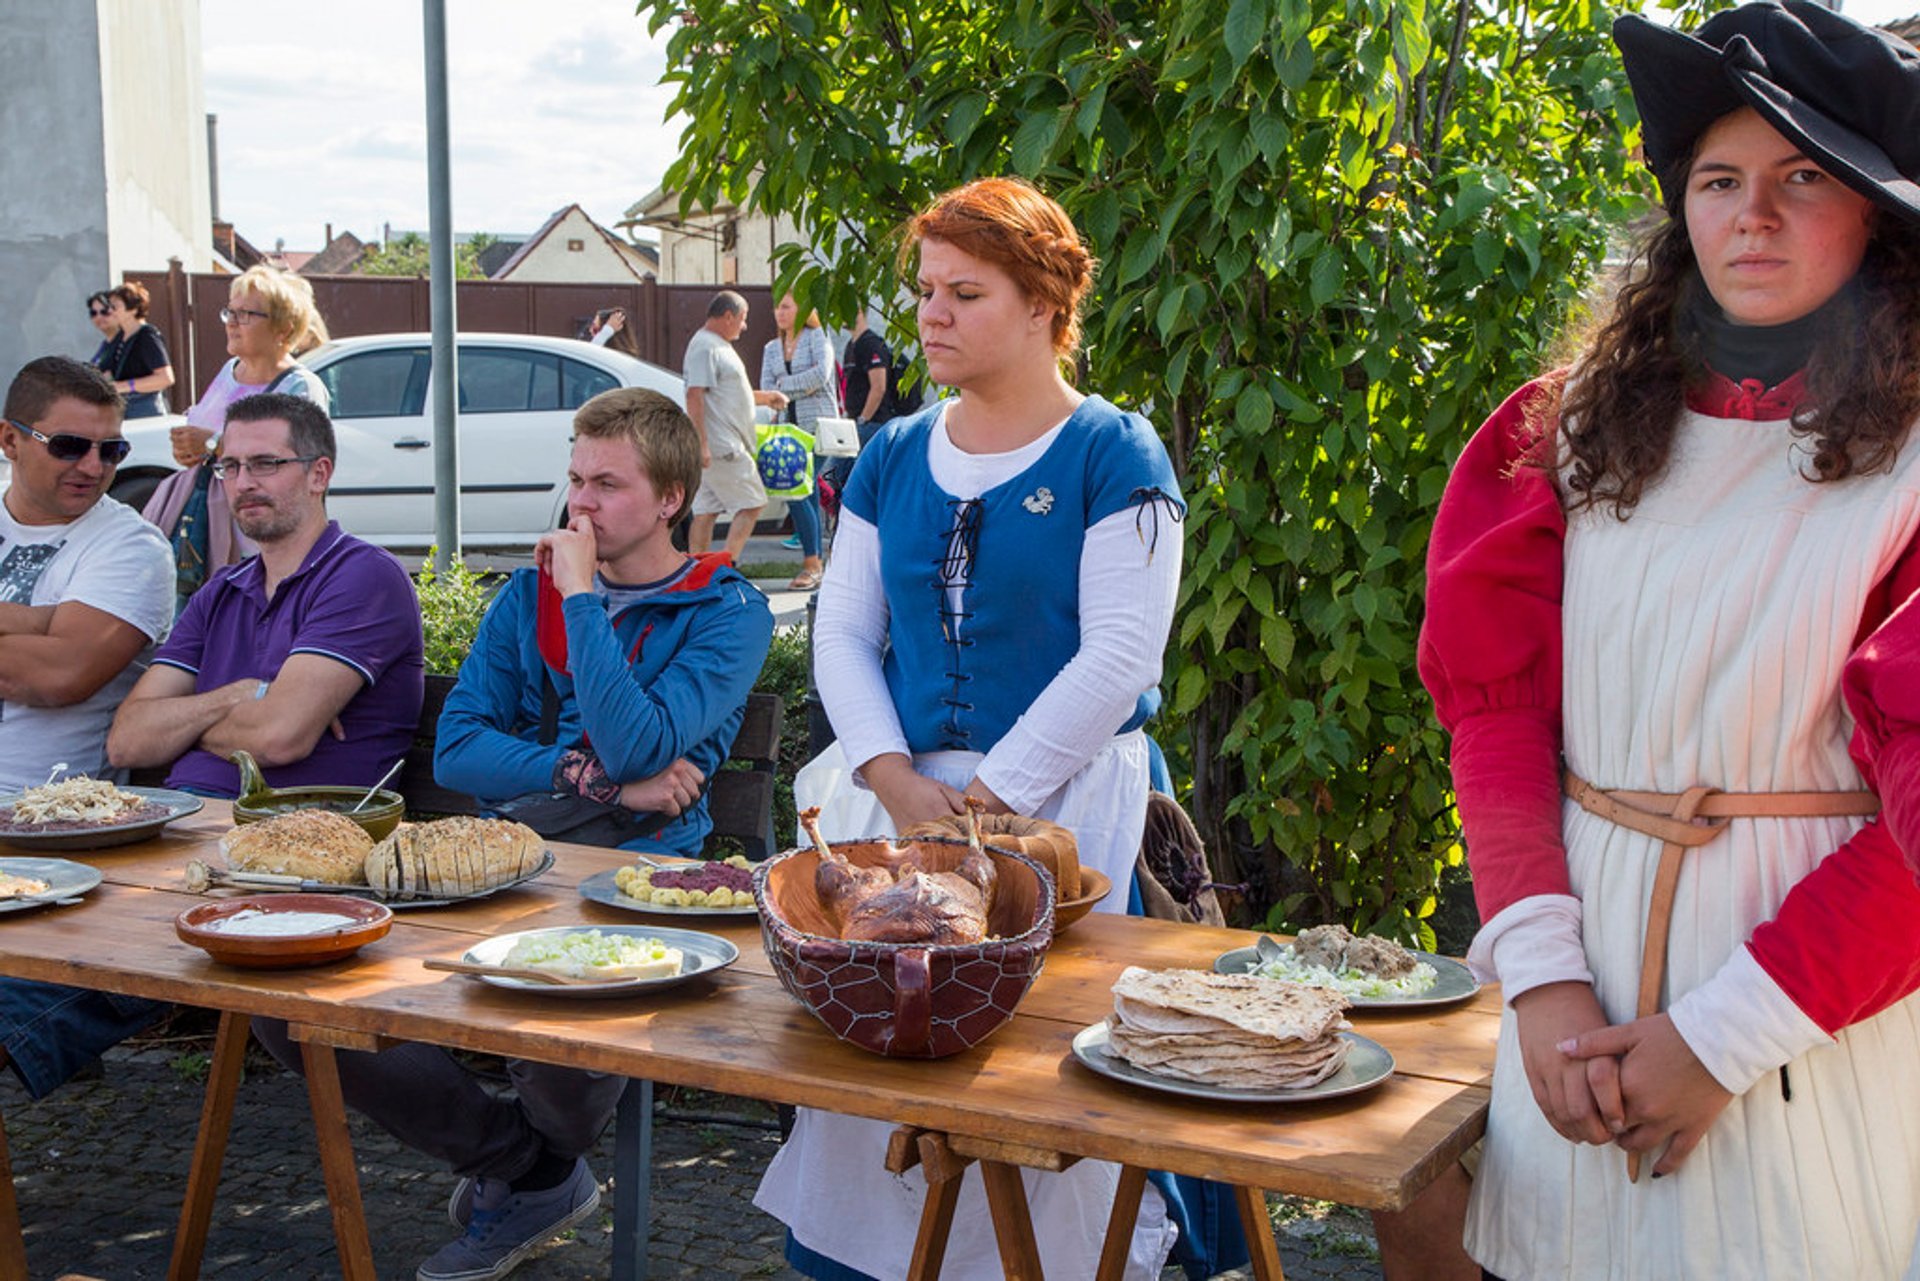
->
xmin=789 ymin=488 xmax=822 ymax=558
xmin=0 ymin=979 xmax=168 ymax=1099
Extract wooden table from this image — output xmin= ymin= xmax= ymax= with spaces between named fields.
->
xmin=0 ymin=803 xmax=1497 ymax=1279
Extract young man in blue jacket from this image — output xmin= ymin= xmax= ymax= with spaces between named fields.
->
xmin=257 ymin=387 xmax=774 ymax=1281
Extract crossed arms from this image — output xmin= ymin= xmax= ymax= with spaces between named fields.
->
xmin=108 ymin=654 xmax=361 ymax=770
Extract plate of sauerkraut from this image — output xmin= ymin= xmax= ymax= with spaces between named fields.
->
xmin=0 ymin=781 xmax=203 ymax=851
xmin=459 ymin=925 xmax=739 ymax=998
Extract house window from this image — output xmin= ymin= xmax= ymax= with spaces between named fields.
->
xmin=567 ymin=238 xmax=585 ymax=251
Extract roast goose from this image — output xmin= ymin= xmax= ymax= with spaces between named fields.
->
xmin=803 ymin=801 xmax=999 ymax=945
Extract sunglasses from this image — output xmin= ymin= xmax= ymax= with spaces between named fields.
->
xmin=87 ymin=306 xmax=110 ymax=317
xmin=4 ymin=419 xmax=133 ymax=465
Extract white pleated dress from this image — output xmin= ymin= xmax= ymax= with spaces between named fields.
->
xmin=1465 ymin=409 xmax=1920 ymax=1279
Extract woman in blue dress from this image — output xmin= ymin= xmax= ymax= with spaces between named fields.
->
xmin=756 ymin=177 xmax=1187 ymax=1279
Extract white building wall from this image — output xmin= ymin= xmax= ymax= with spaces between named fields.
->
xmin=0 ymin=2 xmax=112 ymax=379
xmin=97 ymin=0 xmax=212 ymax=281
xmin=499 ymin=208 xmax=643 ymax=284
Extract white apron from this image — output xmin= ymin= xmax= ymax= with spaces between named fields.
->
xmin=1466 ymin=410 xmax=1920 ymax=1279
xmin=754 ymin=733 xmax=1179 ymax=1280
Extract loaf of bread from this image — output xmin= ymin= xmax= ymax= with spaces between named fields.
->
xmin=900 ymin=813 xmax=1081 ymax=899
xmin=221 ymin=810 xmax=373 ymax=884
xmin=364 ymin=816 xmax=545 ymax=898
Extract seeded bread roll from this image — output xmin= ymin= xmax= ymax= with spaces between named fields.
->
xmin=900 ymin=813 xmax=1081 ymax=899
xmin=220 ymin=810 xmax=373 ymax=884
xmin=365 ymin=816 xmax=544 ymax=898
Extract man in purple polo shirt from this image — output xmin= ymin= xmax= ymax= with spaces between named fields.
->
xmin=108 ymin=392 xmax=422 ymax=793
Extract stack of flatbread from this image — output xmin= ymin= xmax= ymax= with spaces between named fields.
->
xmin=1103 ymin=966 xmax=1353 ymax=1089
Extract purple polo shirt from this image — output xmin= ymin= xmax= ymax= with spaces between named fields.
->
xmin=153 ymin=521 xmax=425 ymax=796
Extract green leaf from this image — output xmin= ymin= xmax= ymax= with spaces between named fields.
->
xmin=1224 ymin=0 xmax=1267 ymax=67
xmin=945 ymin=92 xmax=989 ymax=147
xmin=1235 ymin=384 xmax=1276 ymax=436
xmin=1309 ymin=251 xmax=1344 ymax=308
xmin=1010 ymin=106 xmax=1066 ymax=175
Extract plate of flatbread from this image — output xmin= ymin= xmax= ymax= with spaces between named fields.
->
xmin=1069 ymin=966 xmax=1394 ymax=1103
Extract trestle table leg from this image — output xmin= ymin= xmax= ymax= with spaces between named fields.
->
xmin=1094 ymin=1164 xmax=1150 ymax=1280
xmin=0 ymin=1051 xmax=26 ymax=1281
xmin=297 ymin=1040 xmax=378 ymax=1281
xmin=167 ymin=1009 xmax=249 ymax=1280
xmin=979 ymin=1159 xmax=1045 ymax=1279
xmin=1234 ymin=1183 xmax=1286 ymax=1280
xmin=612 ymin=1077 xmax=653 ymax=1281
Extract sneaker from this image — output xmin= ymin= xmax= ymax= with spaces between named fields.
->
xmin=417 ymin=1158 xmax=600 ymax=1281
xmin=447 ymin=1176 xmax=475 ymax=1227
xmin=780 ymin=534 xmax=803 ymax=550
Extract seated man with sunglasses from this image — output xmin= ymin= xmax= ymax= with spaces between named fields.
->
xmin=108 ymin=392 xmax=423 ymax=797
xmin=0 ymin=356 xmax=175 ymax=1100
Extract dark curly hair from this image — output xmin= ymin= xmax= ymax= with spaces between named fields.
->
xmin=1550 ymin=176 xmax=1920 ymax=518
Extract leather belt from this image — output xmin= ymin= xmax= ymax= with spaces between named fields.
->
xmin=1562 ymin=771 xmax=1879 ymax=1180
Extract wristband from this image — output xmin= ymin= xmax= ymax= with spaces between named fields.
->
xmin=254 ymin=680 xmax=270 ymax=700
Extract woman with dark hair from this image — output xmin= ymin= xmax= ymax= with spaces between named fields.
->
xmin=755 ymin=177 xmax=1186 ymax=1279
xmin=1420 ymin=4 xmax=1920 ymax=1276
xmin=103 ymin=281 xmax=175 ymax=418
xmin=83 ymin=290 xmax=121 ymax=373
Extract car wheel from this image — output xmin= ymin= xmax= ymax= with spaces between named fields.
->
xmin=109 ymin=471 xmax=166 ymax=512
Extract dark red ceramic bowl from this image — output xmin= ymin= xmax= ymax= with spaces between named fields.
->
xmin=175 ymin=893 xmax=393 ymax=969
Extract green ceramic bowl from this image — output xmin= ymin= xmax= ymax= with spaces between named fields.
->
xmin=227 ymin=751 xmax=405 ymax=842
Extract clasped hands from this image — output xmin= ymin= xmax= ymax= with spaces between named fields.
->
xmin=1512 ymin=981 xmax=1734 ymax=1178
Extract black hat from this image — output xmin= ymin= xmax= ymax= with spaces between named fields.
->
xmin=1613 ymin=1 xmax=1920 ymax=224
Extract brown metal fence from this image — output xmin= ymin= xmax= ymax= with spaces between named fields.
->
xmin=127 ymin=264 xmax=777 ymax=412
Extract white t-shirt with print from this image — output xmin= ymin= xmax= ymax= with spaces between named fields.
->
xmin=0 ymin=494 xmax=174 ymax=792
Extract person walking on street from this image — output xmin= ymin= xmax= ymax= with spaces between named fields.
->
xmin=683 ymin=291 xmax=786 ymax=563
xmin=760 ymin=294 xmax=834 ymax=589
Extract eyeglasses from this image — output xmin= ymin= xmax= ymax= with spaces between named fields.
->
xmin=220 ymin=306 xmax=271 ymax=326
xmin=211 ymin=455 xmax=318 ymax=481
xmin=87 ymin=307 xmax=109 ymax=317
xmin=4 ymin=419 xmax=132 ymax=465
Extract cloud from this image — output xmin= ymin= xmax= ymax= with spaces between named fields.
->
xmin=203 ymin=0 xmax=682 ymax=249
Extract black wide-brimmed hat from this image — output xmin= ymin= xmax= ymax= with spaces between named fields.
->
xmin=1613 ymin=1 xmax=1920 ymax=224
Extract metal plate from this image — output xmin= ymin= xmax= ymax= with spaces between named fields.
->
xmin=1070 ymin=1023 xmax=1394 ymax=1104
xmin=1213 ymin=946 xmax=1482 ymax=1010
xmin=380 ymin=849 xmax=556 ymax=909
xmin=458 ymin=924 xmax=739 ymax=999
xmin=0 ymin=857 xmax=104 ymax=914
xmin=578 ymin=866 xmax=758 ymax=917
xmin=0 ymin=787 xmax=205 ymax=852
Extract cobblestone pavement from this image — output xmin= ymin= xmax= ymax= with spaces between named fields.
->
xmin=6 ymin=1044 xmax=1384 ymax=1281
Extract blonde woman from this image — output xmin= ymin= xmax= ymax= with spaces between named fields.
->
xmin=143 ymin=266 xmax=330 ymax=614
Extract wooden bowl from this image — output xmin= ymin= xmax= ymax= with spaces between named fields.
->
xmin=229 ymin=788 xmax=405 ymax=842
xmin=175 ymin=894 xmax=393 ymax=969
xmin=753 ymin=836 xmax=1055 ymax=1058
xmin=1052 ymin=866 xmax=1113 ymax=932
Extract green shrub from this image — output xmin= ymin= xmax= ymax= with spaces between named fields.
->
xmin=414 ymin=551 xmax=495 ymax=677
xmin=754 ymin=620 xmax=813 ymax=846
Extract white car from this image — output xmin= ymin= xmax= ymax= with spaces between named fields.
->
xmin=110 ymin=333 xmax=686 ymax=550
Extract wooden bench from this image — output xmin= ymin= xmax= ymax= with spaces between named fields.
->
xmin=397 ymin=678 xmax=786 ymax=860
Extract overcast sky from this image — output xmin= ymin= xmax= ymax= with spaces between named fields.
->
xmin=203 ymin=0 xmax=1920 ymax=254
xmin=202 ymin=0 xmax=681 ymax=251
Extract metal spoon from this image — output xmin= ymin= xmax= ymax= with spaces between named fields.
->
xmin=349 ymin=759 xmax=405 ymax=813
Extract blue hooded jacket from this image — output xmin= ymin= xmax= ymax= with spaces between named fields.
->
xmin=433 ymin=554 xmax=774 ymax=855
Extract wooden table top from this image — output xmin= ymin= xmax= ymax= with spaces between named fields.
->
xmin=0 ymin=803 xmax=1497 ymax=1210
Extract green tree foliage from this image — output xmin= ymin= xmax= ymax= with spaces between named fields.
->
xmin=357 ymin=232 xmax=490 ymax=279
xmin=642 ymin=0 xmax=1652 ymax=943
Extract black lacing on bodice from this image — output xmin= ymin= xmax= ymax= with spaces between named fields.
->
xmin=935 ymin=497 xmax=983 ymax=749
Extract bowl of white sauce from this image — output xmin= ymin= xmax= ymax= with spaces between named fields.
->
xmin=175 ymin=893 xmax=393 ymax=969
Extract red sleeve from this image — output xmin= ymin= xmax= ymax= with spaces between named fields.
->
xmin=1417 ymin=379 xmax=1571 ymax=924
xmin=1747 ymin=531 xmax=1920 ymax=1033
